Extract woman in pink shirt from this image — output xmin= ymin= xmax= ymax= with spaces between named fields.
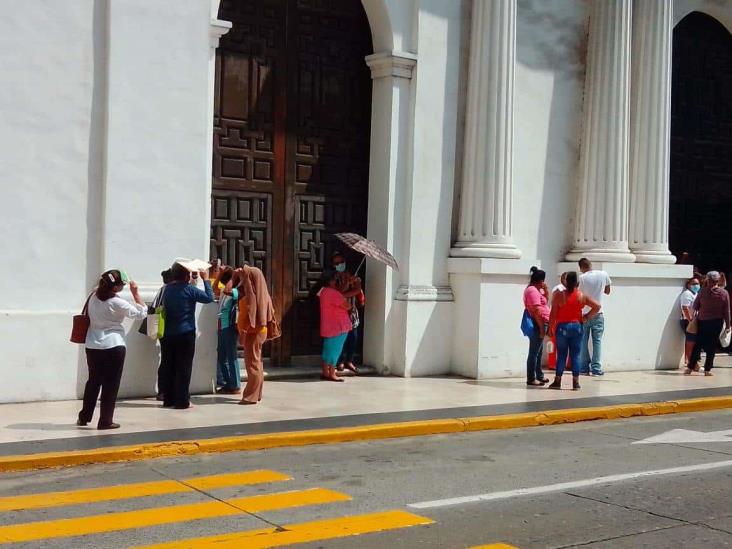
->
xmin=318 ymin=270 xmax=353 ymax=382
xmin=523 ymin=267 xmax=550 ymax=386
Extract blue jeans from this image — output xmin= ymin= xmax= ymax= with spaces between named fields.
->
xmin=556 ymin=322 xmax=583 ymax=377
xmin=217 ymin=327 xmax=241 ymax=389
xmin=581 ymin=314 xmax=605 ymax=374
xmin=526 ymin=326 xmax=546 ymax=382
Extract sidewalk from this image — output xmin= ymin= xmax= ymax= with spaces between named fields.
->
xmin=1 ymin=359 xmax=730 ymax=460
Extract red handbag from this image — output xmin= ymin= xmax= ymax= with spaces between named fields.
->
xmin=70 ymin=293 xmax=94 ymax=344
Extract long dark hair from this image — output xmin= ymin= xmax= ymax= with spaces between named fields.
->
xmin=529 ymin=266 xmax=546 ymax=285
xmin=96 ymin=270 xmax=124 ymax=301
xmin=218 ymin=267 xmax=234 ymax=286
xmin=565 ymin=271 xmax=579 ymax=293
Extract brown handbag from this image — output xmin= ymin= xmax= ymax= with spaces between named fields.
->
xmin=70 ymin=293 xmax=94 ymax=344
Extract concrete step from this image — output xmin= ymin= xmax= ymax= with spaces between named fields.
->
xmin=242 ymin=364 xmax=379 ymax=381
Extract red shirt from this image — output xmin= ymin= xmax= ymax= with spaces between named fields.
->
xmin=555 ymin=290 xmax=584 ymax=324
xmin=319 ymin=287 xmax=352 ymax=338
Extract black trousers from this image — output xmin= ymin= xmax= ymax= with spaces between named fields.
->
xmin=159 ymin=331 xmax=196 ymax=408
xmin=79 ymin=346 xmax=126 ymax=426
xmin=157 ymin=338 xmax=171 ymax=395
xmin=689 ymin=318 xmax=724 ymax=371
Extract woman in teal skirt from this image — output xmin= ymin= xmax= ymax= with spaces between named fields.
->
xmin=318 ymin=270 xmax=352 ymax=382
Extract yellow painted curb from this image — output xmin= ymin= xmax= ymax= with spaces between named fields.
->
xmin=1 ymin=396 xmax=731 ymax=473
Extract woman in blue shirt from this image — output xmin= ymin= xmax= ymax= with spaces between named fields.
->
xmin=216 ymin=267 xmax=241 ymax=394
xmin=160 ymin=262 xmax=214 ymax=409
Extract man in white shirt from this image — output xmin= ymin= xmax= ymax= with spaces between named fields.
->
xmin=578 ymin=258 xmax=611 ymax=376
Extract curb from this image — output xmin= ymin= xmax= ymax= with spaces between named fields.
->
xmin=1 ymin=395 xmax=731 ymax=473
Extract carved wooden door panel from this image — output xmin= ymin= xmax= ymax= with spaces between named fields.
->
xmin=212 ymin=0 xmax=372 ymax=365
xmin=282 ymin=0 xmax=372 ymax=360
xmin=670 ymin=12 xmax=732 ymax=276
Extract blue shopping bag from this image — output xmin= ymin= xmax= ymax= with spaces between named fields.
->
xmin=520 ymin=309 xmax=535 ymax=337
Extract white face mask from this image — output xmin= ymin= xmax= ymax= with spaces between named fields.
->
xmin=335 ymin=263 xmax=346 ymax=273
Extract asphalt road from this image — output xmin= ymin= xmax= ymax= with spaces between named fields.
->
xmin=1 ymin=409 xmax=732 ymax=548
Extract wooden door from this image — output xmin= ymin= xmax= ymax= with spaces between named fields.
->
xmin=211 ymin=0 xmax=372 ymax=365
xmin=670 ymin=12 xmax=732 ymax=276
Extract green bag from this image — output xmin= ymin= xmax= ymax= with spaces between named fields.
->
xmin=146 ymin=288 xmax=166 ymax=340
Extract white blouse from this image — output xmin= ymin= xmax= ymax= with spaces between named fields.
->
xmin=85 ymin=294 xmax=148 ymax=350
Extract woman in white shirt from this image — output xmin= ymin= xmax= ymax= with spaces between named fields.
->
xmin=678 ymin=276 xmax=700 ymax=366
xmin=77 ymin=270 xmax=147 ymax=430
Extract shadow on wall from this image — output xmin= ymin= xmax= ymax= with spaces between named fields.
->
xmin=78 ymin=0 xmax=110 ymax=398
xmin=450 ymin=0 xmax=472 ymax=244
xmin=612 ymin=277 xmax=684 ymax=370
xmin=516 ymin=0 xmax=589 ymax=282
xmin=656 ymin=302 xmax=684 ymax=370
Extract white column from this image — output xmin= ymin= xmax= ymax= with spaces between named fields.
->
xmin=451 ymin=0 xmax=521 ymax=259
xmin=629 ymin=0 xmax=676 ymax=264
xmin=363 ymin=51 xmax=417 ymax=371
xmin=566 ymin=0 xmax=635 ymax=263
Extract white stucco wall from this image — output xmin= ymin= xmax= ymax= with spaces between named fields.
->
xmin=0 ymin=0 xmax=218 ymax=403
xmin=0 ymin=0 xmax=717 ymax=404
xmin=0 ymin=1 xmax=99 ymax=402
xmin=513 ymin=0 xmax=589 ymax=278
xmin=389 ymin=0 xmax=463 ymax=377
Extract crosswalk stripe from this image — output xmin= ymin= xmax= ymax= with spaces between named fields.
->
xmin=137 ymin=510 xmax=434 ymax=548
xmin=0 ymin=470 xmax=290 ymax=512
xmin=0 ymin=487 xmax=349 ymax=544
xmin=468 ymin=544 xmax=519 ymax=549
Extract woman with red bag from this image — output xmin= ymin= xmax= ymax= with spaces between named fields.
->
xmin=77 ymin=270 xmax=147 ymax=429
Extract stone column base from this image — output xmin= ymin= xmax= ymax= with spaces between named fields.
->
xmin=451 ymin=242 xmax=522 ymax=259
xmin=448 ymin=257 xmax=539 ymax=379
xmin=631 ymin=249 xmax=677 ymax=264
xmin=565 ymin=248 xmax=636 ymax=263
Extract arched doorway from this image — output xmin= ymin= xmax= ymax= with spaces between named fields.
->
xmin=670 ymin=12 xmax=732 ymax=277
xmin=211 ymin=0 xmax=373 ymax=365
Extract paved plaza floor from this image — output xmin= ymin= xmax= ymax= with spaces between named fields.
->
xmin=0 ymin=357 xmax=730 ymax=455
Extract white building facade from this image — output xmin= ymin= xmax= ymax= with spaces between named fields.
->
xmin=2 ymin=0 xmax=730 ymax=403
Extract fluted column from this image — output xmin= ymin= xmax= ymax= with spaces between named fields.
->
xmin=629 ymin=0 xmax=676 ymax=264
xmin=566 ymin=0 xmax=635 ymax=262
xmin=452 ymin=0 xmax=521 ymax=259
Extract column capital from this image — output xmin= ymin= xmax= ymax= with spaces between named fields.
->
xmin=209 ymin=19 xmax=232 ymax=50
xmin=365 ymin=51 xmax=417 ymax=80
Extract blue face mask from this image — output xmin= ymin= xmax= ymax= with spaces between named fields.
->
xmin=335 ymin=263 xmax=346 ymax=273
xmin=691 ymin=284 xmax=701 ymax=294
